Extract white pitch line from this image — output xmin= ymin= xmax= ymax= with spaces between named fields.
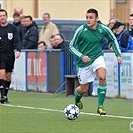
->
xmin=2 ymin=104 xmax=133 ymax=120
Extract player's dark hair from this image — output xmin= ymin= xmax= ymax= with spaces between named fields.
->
xmin=86 ymin=8 xmax=98 ymax=17
xmin=0 ymin=9 xmax=8 ymax=16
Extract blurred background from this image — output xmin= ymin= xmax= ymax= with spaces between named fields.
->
xmin=0 ymin=0 xmax=132 ymax=24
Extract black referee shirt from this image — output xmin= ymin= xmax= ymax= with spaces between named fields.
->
xmin=0 ymin=23 xmax=21 ymax=54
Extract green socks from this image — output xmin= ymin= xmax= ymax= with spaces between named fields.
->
xmin=97 ymin=84 xmax=107 ymax=107
xmin=75 ymin=89 xmax=83 ymax=103
xmin=75 ymin=84 xmax=107 ymax=106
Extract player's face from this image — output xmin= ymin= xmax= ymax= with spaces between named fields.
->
xmin=0 ymin=11 xmax=8 ymax=25
xmin=86 ymin=13 xmax=98 ymax=29
xmin=129 ymin=16 xmax=133 ymax=27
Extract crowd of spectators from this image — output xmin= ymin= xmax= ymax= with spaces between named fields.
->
xmin=12 ymin=12 xmax=133 ymax=52
xmin=12 ymin=12 xmax=69 ymax=51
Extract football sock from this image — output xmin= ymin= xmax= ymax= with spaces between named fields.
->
xmin=97 ymin=84 xmax=107 ymax=107
xmin=0 ymin=79 xmax=5 ymax=98
xmin=75 ymin=88 xmax=83 ymax=103
xmin=5 ymin=81 xmax=11 ymax=97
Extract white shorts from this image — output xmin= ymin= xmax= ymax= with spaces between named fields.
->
xmin=77 ymin=56 xmax=106 ymax=84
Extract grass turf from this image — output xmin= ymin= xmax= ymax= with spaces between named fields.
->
xmin=0 ymin=91 xmax=132 ymax=133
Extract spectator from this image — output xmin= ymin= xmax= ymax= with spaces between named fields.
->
xmin=101 ymin=17 xmax=118 ymax=50
xmin=12 ymin=12 xmax=22 ymax=32
xmin=12 ymin=12 xmax=22 ymax=39
xmin=21 ymin=15 xmax=39 ymax=49
xmin=112 ymin=21 xmax=133 ymax=52
xmin=38 ymin=41 xmax=47 ymax=50
xmin=98 ymin=20 xmax=110 ymax=50
xmin=20 ymin=15 xmax=26 ymax=27
xmin=54 ymin=34 xmax=67 ymax=50
xmin=47 ymin=35 xmax=56 ymax=49
xmin=54 ymin=34 xmax=68 ymax=76
xmin=39 ymin=13 xmax=59 ymax=45
xmin=20 ymin=15 xmax=26 ymax=42
xmin=108 ymin=17 xmax=118 ymax=30
xmin=129 ymin=13 xmax=133 ymax=37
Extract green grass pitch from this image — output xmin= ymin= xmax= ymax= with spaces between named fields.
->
xmin=0 ymin=91 xmax=132 ymax=133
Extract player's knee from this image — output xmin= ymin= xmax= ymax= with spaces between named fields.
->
xmin=5 ymin=76 xmax=11 ymax=81
xmin=0 ymin=73 xmax=5 ymax=79
xmin=5 ymin=73 xmax=11 ymax=81
xmin=81 ymin=87 xmax=89 ymax=94
xmin=99 ymin=76 xmax=106 ymax=84
xmin=5 ymin=78 xmax=11 ymax=82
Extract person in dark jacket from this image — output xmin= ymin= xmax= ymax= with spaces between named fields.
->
xmin=13 ymin=12 xmax=22 ymax=32
xmin=54 ymin=34 xmax=66 ymax=50
xmin=129 ymin=13 xmax=133 ymax=37
xmin=20 ymin=15 xmax=26 ymax=42
xmin=21 ymin=15 xmax=39 ymax=49
xmin=12 ymin=12 xmax=22 ymax=40
xmin=112 ymin=21 xmax=133 ymax=52
xmin=54 ymin=34 xmax=69 ymax=75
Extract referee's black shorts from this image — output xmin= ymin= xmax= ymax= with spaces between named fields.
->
xmin=0 ymin=53 xmax=15 ymax=72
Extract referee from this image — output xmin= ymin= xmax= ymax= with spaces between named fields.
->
xmin=0 ymin=9 xmax=21 ymax=103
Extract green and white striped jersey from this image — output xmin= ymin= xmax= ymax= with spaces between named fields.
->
xmin=69 ymin=23 xmax=121 ymax=67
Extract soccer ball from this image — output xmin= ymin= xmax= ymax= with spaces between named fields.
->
xmin=64 ymin=104 xmax=80 ymax=120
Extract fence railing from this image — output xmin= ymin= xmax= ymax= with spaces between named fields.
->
xmin=10 ymin=49 xmax=133 ymax=99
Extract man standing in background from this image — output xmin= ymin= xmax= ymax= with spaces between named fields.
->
xmin=21 ymin=15 xmax=39 ymax=49
xmin=39 ymin=13 xmax=59 ymax=45
xmin=0 ymin=9 xmax=21 ymax=103
xmin=12 ymin=12 xmax=22 ymax=34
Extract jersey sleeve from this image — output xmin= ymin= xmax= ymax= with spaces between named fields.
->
xmin=69 ymin=25 xmax=84 ymax=59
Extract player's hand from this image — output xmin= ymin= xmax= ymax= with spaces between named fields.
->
xmin=110 ymin=47 xmax=114 ymax=52
xmin=82 ymin=56 xmax=91 ymax=63
xmin=15 ymin=51 xmax=21 ymax=59
xmin=117 ymin=56 xmax=123 ymax=66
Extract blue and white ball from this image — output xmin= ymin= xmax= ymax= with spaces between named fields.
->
xmin=64 ymin=104 xmax=80 ymax=120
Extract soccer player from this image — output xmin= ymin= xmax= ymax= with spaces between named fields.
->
xmin=0 ymin=9 xmax=21 ymax=103
xmin=69 ymin=8 xmax=123 ymax=115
